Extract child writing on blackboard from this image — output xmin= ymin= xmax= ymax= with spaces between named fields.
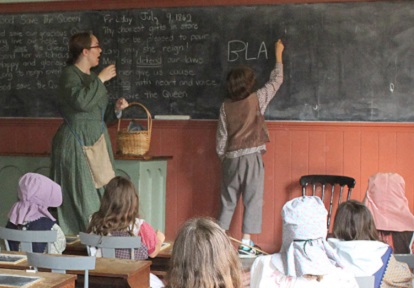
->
xmin=6 ymin=173 xmax=66 ymax=254
xmin=87 ymin=176 xmax=165 ymax=287
xmin=216 ymin=39 xmax=284 ymax=257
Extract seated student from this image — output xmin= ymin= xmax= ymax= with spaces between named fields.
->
xmin=328 ymin=200 xmax=413 ymax=288
xmin=87 ymin=176 xmax=165 ymax=287
xmin=250 ymin=196 xmax=358 ymax=288
xmin=166 ymin=217 xmax=243 ymax=288
xmin=6 ymin=173 xmax=66 ymax=254
xmin=365 ymin=172 xmax=414 ymax=254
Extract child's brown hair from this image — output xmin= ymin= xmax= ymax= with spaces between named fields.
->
xmin=87 ymin=176 xmax=139 ymax=236
xmin=333 ymin=200 xmax=379 ymax=241
xmin=66 ymin=31 xmax=92 ymax=65
xmin=226 ymin=65 xmax=256 ymax=101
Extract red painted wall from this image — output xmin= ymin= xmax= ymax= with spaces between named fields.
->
xmin=1 ymin=119 xmax=414 ymax=253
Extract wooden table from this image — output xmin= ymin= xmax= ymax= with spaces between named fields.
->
xmin=64 ymin=239 xmax=254 ymax=285
xmin=0 ymin=252 xmax=150 ymax=288
xmin=74 ymin=258 xmax=151 ymax=288
xmin=63 ymin=239 xmax=88 ymax=256
xmin=0 ymin=268 xmax=76 ymax=288
xmin=65 ymin=239 xmax=163 ymax=278
xmin=150 ymin=243 xmax=172 ymax=277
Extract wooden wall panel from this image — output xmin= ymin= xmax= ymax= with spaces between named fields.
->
xmin=378 ymin=132 xmax=397 ymax=173
xmin=326 ymin=131 xmax=344 ymax=175
xmin=290 ymin=131 xmax=309 ymax=180
xmin=1 ymin=119 xmax=414 ymax=252
xmin=360 ymin=131 xmax=378 ymax=198
xmin=343 ymin=130 xmax=362 ymax=199
xmin=261 ymin=131 xmax=277 ymax=250
xmin=308 ymin=131 xmax=327 ymax=174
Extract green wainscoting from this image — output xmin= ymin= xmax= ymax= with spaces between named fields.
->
xmin=0 ymin=154 xmax=170 ymax=232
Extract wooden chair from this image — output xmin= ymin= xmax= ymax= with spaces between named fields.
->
xmin=26 ymin=252 xmax=96 ymax=288
xmin=79 ymin=232 xmax=141 ymax=260
xmin=355 ymin=276 xmax=375 ymax=288
xmin=0 ymin=226 xmax=57 ymax=253
xmin=300 ymin=175 xmax=356 ymax=230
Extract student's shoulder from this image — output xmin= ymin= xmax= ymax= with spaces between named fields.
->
xmin=27 ymin=217 xmax=56 ymax=230
xmin=5 ymin=221 xmax=17 ymax=229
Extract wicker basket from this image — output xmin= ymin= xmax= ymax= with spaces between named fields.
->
xmin=117 ymin=102 xmax=152 ymax=156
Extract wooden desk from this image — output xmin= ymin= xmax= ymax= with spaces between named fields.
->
xmin=65 ymin=240 xmax=164 ymax=280
xmin=63 ymin=240 xmax=88 ymax=256
xmin=74 ymin=258 xmax=151 ymax=288
xmin=0 ymin=252 xmax=150 ymax=288
xmin=150 ymin=244 xmax=172 ymax=277
xmin=0 ymin=268 xmax=76 ymax=288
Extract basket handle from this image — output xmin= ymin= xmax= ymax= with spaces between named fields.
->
xmin=117 ymin=102 xmax=152 ymax=137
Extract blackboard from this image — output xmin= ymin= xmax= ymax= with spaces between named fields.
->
xmin=1 ymin=2 xmax=414 ymax=121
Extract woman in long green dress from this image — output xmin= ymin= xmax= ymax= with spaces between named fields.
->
xmin=50 ymin=32 xmax=129 ymax=235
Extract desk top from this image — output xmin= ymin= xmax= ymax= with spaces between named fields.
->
xmin=115 ymin=154 xmax=173 ymax=161
xmin=0 ymin=268 xmax=76 ymax=288
xmin=0 ymin=251 xmax=151 ymax=279
xmin=83 ymin=257 xmax=151 ymax=278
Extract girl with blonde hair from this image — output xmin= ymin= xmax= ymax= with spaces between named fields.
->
xmin=167 ymin=217 xmax=243 ymax=288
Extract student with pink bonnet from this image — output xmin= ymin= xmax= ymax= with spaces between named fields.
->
xmin=250 ymin=196 xmax=358 ymax=288
xmin=6 ymin=173 xmax=66 ymax=254
xmin=365 ymin=173 xmax=414 ymax=254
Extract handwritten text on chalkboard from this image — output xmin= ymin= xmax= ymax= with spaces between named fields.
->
xmin=1 ymin=3 xmax=414 ymax=121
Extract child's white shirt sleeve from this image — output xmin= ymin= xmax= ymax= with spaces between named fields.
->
xmin=49 ymin=224 xmax=66 ymax=254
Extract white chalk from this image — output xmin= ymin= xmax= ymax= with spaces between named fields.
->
xmin=154 ymin=115 xmax=191 ymax=120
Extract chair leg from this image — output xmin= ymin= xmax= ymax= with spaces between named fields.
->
xmin=84 ymin=270 xmax=88 ymax=288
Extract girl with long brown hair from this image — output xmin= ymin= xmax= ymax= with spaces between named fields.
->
xmin=87 ymin=176 xmax=165 ymax=287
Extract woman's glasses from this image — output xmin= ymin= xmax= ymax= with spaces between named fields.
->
xmin=88 ymin=45 xmax=101 ymax=49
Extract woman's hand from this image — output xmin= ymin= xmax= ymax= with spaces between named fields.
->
xmin=98 ymin=64 xmax=117 ymax=83
xmin=115 ymin=98 xmax=129 ymax=112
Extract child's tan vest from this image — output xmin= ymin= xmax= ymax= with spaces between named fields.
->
xmin=224 ymin=93 xmax=269 ymax=152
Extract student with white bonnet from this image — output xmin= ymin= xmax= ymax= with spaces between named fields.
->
xmin=250 ymin=196 xmax=357 ymax=288
xmin=6 ymin=173 xmax=66 ymax=254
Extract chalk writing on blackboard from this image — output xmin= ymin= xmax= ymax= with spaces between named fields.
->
xmin=1 ymin=3 xmax=414 ymax=121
